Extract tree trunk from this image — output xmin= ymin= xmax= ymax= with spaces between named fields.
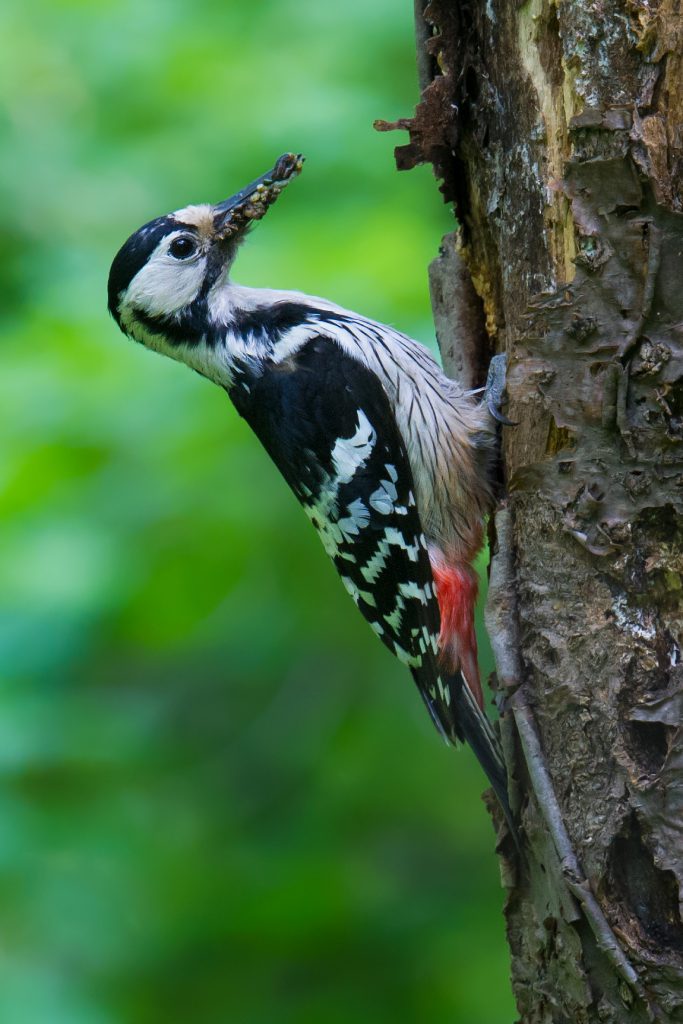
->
xmin=380 ymin=1 xmax=683 ymax=1019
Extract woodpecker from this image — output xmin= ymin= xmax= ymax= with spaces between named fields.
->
xmin=108 ymin=154 xmax=512 ymax=819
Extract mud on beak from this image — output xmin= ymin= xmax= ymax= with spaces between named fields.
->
xmin=213 ymin=153 xmax=304 ymax=240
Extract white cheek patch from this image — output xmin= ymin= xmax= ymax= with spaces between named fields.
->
xmin=123 ymin=232 xmax=207 ymax=317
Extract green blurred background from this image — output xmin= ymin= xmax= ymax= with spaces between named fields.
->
xmin=0 ymin=0 xmax=514 ymax=1020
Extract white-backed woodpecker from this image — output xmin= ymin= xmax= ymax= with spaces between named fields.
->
xmin=108 ymin=154 xmax=513 ymax=822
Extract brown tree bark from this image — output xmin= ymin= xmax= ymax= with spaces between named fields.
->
xmin=379 ymin=1 xmax=683 ymax=1020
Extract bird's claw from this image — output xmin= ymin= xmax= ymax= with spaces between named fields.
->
xmin=485 ymin=353 xmax=517 ymax=426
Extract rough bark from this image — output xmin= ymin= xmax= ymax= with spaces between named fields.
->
xmin=380 ymin=1 xmax=683 ymax=1020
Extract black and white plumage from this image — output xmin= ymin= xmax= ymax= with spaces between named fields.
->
xmin=107 ymin=156 xmax=511 ymax=821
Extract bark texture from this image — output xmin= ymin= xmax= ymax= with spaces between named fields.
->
xmin=382 ymin=1 xmax=683 ymax=1020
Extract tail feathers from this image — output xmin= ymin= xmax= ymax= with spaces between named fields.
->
xmin=412 ymin=667 xmax=516 ymax=837
xmin=451 ymin=675 xmax=511 ymax=819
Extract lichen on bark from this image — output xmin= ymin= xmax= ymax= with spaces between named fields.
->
xmin=384 ymin=0 xmax=683 ymax=1019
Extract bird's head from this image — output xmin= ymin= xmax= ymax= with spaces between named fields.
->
xmin=107 ymin=153 xmax=304 ymax=380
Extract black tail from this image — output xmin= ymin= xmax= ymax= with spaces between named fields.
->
xmin=416 ymin=666 xmax=516 ymax=837
xmin=449 ymin=674 xmax=515 ymax=832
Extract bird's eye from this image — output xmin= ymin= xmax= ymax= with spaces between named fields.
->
xmin=168 ymin=236 xmax=198 ymax=260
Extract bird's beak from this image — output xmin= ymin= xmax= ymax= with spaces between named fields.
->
xmin=213 ymin=153 xmax=304 ymax=239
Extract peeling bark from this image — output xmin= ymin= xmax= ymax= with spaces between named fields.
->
xmin=383 ymin=0 xmax=683 ymax=1019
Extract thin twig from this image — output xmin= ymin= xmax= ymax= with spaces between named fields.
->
xmin=509 ymin=690 xmax=660 ymax=1021
xmin=487 ymin=506 xmax=664 ymax=1022
xmin=485 ymin=504 xmax=524 ymax=693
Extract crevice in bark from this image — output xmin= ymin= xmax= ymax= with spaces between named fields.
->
xmin=606 ymin=813 xmax=683 ymax=954
xmin=625 ymin=718 xmax=670 ymax=775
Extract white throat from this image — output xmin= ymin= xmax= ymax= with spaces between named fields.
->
xmin=123 ymin=281 xmax=344 ymax=388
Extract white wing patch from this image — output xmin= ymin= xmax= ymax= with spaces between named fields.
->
xmin=368 ymin=467 xmax=399 ymax=515
xmin=331 ymin=411 xmax=376 ymax=485
xmin=340 ymin=576 xmax=377 ymax=608
xmin=392 ymin=641 xmax=421 ymax=668
xmin=360 ymin=545 xmax=390 ymax=584
xmin=337 ymin=497 xmax=371 ymax=540
xmin=303 ymin=410 xmax=376 ymax=558
xmin=383 ymin=527 xmax=420 ymax=562
xmin=398 ymin=581 xmax=430 ymax=604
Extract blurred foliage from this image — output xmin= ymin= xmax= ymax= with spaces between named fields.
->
xmin=0 ymin=0 xmax=513 ymax=1021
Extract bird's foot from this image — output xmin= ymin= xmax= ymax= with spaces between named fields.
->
xmin=484 ymin=353 xmax=516 ymax=426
